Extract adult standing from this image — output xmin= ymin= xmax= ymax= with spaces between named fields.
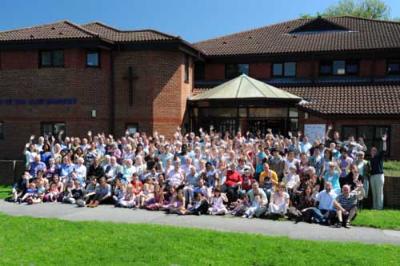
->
xmin=369 ymin=134 xmax=387 ymax=210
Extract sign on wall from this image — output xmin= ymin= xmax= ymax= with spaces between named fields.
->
xmin=0 ymin=98 xmax=77 ymax=105
xmin=304 ymin=124 xmax=326 ymax=144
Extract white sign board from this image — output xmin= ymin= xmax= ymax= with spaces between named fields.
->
xmin=304 ymin=124 xmax=326 ymax=144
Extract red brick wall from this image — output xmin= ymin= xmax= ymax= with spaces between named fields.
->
xmin=296 ymin=61 xmax=314 ymax=78
xmin=249 ymin=63 xmax=271 ymax=79
xmin=204 ymin=63 xmax=225 ymax=80
xmin=359 ymin=59 xmax=373 ymax=77
xmin=113 ymin=50 xmax=192 ymax=137
xmin=0 ymin=48 xmax=112 ymax=159
xmin=374 ymin=59 xmax=387 ymax=77
xmin=0 ymin=50 xmax=38 ymax=70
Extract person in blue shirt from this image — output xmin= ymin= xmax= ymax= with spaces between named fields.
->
xmin=28 ymin=155 xmax=46 ymax=177
xmin=311 ymin=182 xmax=338 ymax=224
xmin=298 ymin=135 xmax=312 ymax=155
xmin=58 ymin=156 xmax=75 ymax=182
xmin=40 ymin=143 xmax=53 ymax=167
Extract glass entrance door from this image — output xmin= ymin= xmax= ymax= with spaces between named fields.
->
xmin=247 ymin=119 xmax=286 ymax=135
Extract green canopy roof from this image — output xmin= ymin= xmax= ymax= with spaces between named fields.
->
xmin=191 ymin=74 xmax=301 ymax=101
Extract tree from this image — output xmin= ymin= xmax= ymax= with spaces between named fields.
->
xmin=302 ymin=0 xmax=392 ymax=20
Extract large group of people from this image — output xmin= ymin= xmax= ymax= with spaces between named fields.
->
xmin=8 ymin=125 xmax=387 ymax=228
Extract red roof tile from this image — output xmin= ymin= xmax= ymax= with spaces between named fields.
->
xmin=82 ymin=22 xmax=178 ymax=42
xmin=0 ymin=21 xmax=99 ymax=42
xmin=195 ymin=16 xmax=400 ymax=56
xmin=194 ymin=84 xmax=400 ymax=115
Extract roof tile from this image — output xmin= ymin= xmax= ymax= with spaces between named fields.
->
xmin=195 ymin=16 xmax=400 ymax=56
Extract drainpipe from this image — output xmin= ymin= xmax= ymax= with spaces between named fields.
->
xmin=109 ymin=50 xmax=115 ymax=135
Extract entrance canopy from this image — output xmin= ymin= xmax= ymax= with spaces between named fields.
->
xmin=189 ymin=74 xmax=302 ymax=134
xmin=191 ymin=74 xmax=301 ymax=101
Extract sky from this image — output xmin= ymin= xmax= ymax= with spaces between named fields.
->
xmin=1 ymin=0 xmax=400 ymax=43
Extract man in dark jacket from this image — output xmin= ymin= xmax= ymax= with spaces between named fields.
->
xmin=369 ymin=133 xmax=387 ymax=210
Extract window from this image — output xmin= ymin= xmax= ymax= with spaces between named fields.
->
xmin=333 ymin=60 xmax=346 ymax=75
xmin=41 ymin=122 xmax=66 ymax=137
xmin=346 ymin=60 xmax=359 ymax=75
xmin=341 ymin=125 xmax=390 ymax=154
xmin=184 ymin=54 xmax=190 ymax=83
xmin=387 ymin=60 xmax=400 ymax=74
xmin=319 ymin=61 xmax=332 ymax=75
xmin=319 ymin=60 xmax=358 ymax=76
xmin=225 ymin=64 xmax=249 ymax=79
xmin=0 ymin=122 xmax=3 ymax=139
xmin=272 ymin=63 xmax=283 ymax=77
xmin=40 ymin=50 xmax=64 ymax=67
xmin=284 ymin=62 xmax=296 ymax=77
xmin=289 ymin=108 xmax=299 ymax=132
xmin=126 ymin=123 xmax=139 ymax=135
xmin=86 ymin=51 xmax=100 ymax=67
xmin=272 ymin=62 xmax=296 ymax=77
xmin=194 ymin=62 xmax=205 ymax=81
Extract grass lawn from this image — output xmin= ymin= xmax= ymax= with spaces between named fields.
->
xmin=353 ymin=210 xmax=400 ymax=230
xmin=384 ymin=160 xmax=400 ymax=177
xmin=0 ymin=213 xmax=399 ymax=266
xmin=0 ymin=185 xmax=10 ymax=199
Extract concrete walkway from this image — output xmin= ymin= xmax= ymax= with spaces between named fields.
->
xmin=1 ymin=201 xmax=399 ymax=245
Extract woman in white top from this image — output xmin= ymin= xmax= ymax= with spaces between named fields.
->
xmin=269 ymin=183 xmax=290 ymax=216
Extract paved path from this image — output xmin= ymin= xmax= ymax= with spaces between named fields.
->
xmin=1 ymin=201 xmax=400 ymax=245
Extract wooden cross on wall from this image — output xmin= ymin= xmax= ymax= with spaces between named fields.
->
xmin=123 ymin=66 xmax=138 ymax=106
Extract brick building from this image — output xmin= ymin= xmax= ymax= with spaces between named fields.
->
xmin=193 ymin=16 xmax=400 ymax=159
xmin=1 ymin=16 xmax=400 ymax=159
xmin=0 ymin=21 xmax=201 ymax=159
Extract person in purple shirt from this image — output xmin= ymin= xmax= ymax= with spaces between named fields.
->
xmin=339 ymin=147 xmax=353 ymax=179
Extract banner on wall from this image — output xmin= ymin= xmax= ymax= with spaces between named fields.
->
xmin=304 ymin=124 xmax=326 ymax=144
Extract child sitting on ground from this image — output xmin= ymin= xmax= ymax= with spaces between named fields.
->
xmin=230 ymin=193 xmax=251 ymax=216
xmin=243 ymin=194 xmax=261 ymax=219
xmin=139 ymin=177 xmax=155 ymax=208
xmin=187 ymin=192 xmax=209 ymax=215
xmin=269 ymin=183 xmax=290 ymax=217
xmin=45 ymin=182 xmax=61 ymax=202
xmin=167 ymin=188 xmax=187 ymax=215
xmin=20 ymin=182 xmax=41 ymax=204
xmin=84 ymin=177 xmax=97 ymax=204
xmin=112 ymin=178 xmax=125 ymax=204
xmin=116 ymin=184 xmax=136 ymax=208
xmin=87 ymin=177 xmax=112 ymax=208
xmin=208 ymin=188 xmax=228 ymax=215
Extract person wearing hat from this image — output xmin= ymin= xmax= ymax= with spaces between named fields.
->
xmin=241 ymin=166 xmax=255 ymax=193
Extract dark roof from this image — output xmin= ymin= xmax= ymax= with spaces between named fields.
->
xmin=195 ymin=16 xmax=400 ymax=57
xmin=0 ymin=20 xmax=100 ymax=42
xmin=194 ymin=83 xmax=400 ymax=115
xmin=0 ymin=20 xmax=204 ymax=56
xmin=0 ymin=20 xmax=178 ymax=43
xmin=81 ymin=22 xmax=179 ymax=42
